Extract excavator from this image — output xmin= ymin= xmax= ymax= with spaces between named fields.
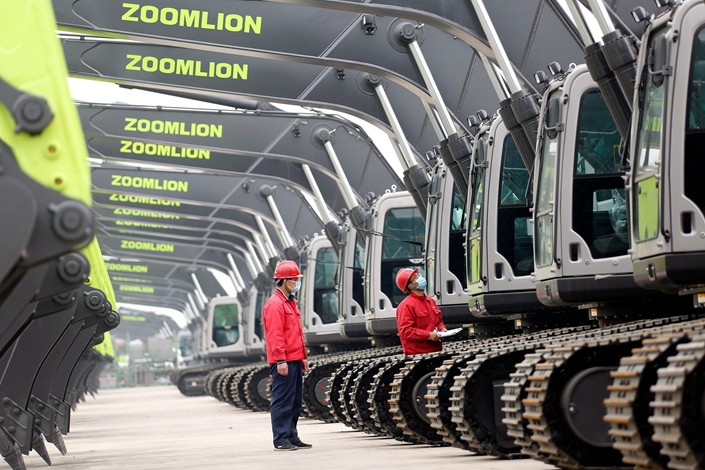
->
xmin=1 ymin=0 xmax=701 ymax=469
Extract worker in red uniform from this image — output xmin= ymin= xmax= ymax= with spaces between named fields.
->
xmin=263 ymin=260 xmax=311 ymax=451
xmin=395 ymin=268 xmax=448 ymax=356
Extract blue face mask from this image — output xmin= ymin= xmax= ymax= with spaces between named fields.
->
xmin=290 ymin=280 xmax=301 ymax=295
xmin=414 ymin=275 xmax=427 ymax=290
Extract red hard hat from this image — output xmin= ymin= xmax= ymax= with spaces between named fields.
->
xmin=273 ymin=260 xmax=303 ymax=279
xmin=395 ymin=268 xmax=418 ymax=294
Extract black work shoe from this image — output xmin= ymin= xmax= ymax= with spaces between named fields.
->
xmin=292 ymin=441 xmax=312 ymax=449
xmin=274 ymin=443 xmax=298 ymax=451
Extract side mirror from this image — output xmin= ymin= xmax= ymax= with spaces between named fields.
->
xmin=631 ymin=6 xmax=650 ymax=24
xmin=544 ymin=96 xmax=562 ymax=139
xmin=428 ymin=173 xmax=442 ymax=205
xmin=648 ymin=33 xmax=671 ymax=87
xmin=475 ymin=139 xmax=487 ymax=167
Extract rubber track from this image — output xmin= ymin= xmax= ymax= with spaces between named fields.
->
xmin=452 ymin=326 xmax=596 ymax=457
xmin=522 ymin=316 xmax=692 ymax=468
xmin=243 ymin=365 xmax=271 ymax=412
xmin=301 ymin=362 xmax=339 ymax=422
xmin=650 ymin=331 xmax=705 ymax=469
xmin=350 ymin=358 xmax=394 ymax=435
xmin=368 ymin=360 xmax=411 ymax=441
xmin=339 ymin=363 xmax=367 ymax=430
xmin=223 ymin=369 xmax=245 ymax=406
xmin=427 ymin=351 xmax=478 ymax=449
xmin=389 ymin=353 xmax=449 ymax=445
xmin=229 ymin=367 xmax=256 ymax=409
xmin=204 ymin=368 xmax=224 ymax=399
xmin=604 ymin=319 xmax=705 ymax=468
xmin=175 ymin=363 xmax=228 ymax=397
xmin=327 ymin=362 xmax=356 ymax=424
xmin=503 ymin=323 xmax=629 ymax=461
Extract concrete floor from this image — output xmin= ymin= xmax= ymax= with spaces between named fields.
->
xmin=24 ymin=386 xmax=556 ymax=470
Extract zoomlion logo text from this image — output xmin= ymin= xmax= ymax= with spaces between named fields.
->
xmin=121 ymin=315 xmax=147 ymax=322
xmin=115 ymin=220 xmax=169 ymax=229
xmin=120 ymin=141 xmax=210 ymax=160
xmin=126 ymin=54 xmax=248 ymax=80
xmin=109 ymin=193 xmax=181 ymax=208
xmin=112 ymin=276 xmax=153 ymax=284
xmin=111 ymin=175 xmax=188 ymax=192
xmin=112 ymin=208 xmax=181 ymax=220
xmin=106 ymin=262 xmax=149 ymax=273
xmin=124 ymin=117 xmax=223 ymax=138
xmin=120 ymin=240 xmax=175 ymax=252
xmin=121 ymin=3 xmax=262 ymax=34
xmin=119 ymin=285 xmax=156 ymax=294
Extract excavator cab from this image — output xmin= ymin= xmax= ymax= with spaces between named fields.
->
xmin=242 ymin=286 xmax=265 ymax=358
xmin=466 ymin=116 xmax=538 ymax=318
xmin=336 ymin=222 xmax=369 ymax=339
xmin=176 ymin=330 xmax=194 ymax=367
xmin=298 ymin=235 xmax=343 ymax=348
xmin=364 ymin=190 xmax=425 ymax=337
xmin=424 ymin=161 xmax=470 ymax=326
xmin=188 ymin=300 xmax=207 ymax=362
xmin=533 ymin=64 xmax=642 ymax=309
xmin=629 ymin=1 xmax=705 ymax=300
xmin=205 ymin=297 xmax=245 ymax=360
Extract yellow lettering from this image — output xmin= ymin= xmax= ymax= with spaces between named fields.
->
xmin=179 ymin=9 xmax=199 ymax=28
xmin=225 ymin=14 xmax=243 ymax=32
xmin=126 ymin=54 xmax=141 ymax=71
xmin=119 ymin=285 xmax=156 ymax=294
xmin=142 ymin=56 xmax=158 ymax=72
xmin=159 ymin=57 xmax=175 ymax=74
xmin=121 ymin=3 xmax=140 ymax=22
xmin=110 ymin=174 xmax=189 ymax=192
xmin=201 ymin=11 xmax=215 ymax=30
xmin=106 ymin=262 xmax=149 ymax=273
xmin=233 ymin=63 xmax=248 ymax=80
xmin=175 ymin=59 xmax=194 ymax=76
xmin=124 ymin=54 xmax=247 ymax=80
xmin=120 ymin=5 xmax=262 ymax=34
xmin=140 ymin=5 xmax=159 ymax=23
xmin=120 ymin=240 xmax=176 ymax=253
xmin=245 ymin=16 xmax=262 ymax=34
xmin=160 ymin=7 xmax=179 ymax=26
xmin=124 ymin=117 xmax=137 ymax=131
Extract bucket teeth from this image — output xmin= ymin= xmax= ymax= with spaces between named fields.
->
xmin=51 ymin=427 xmax=67 ymax=456
xmin=0 ymin=438 xmax=26 ymax=470
xmin=31 ymin=432 xmax=51 ymax=466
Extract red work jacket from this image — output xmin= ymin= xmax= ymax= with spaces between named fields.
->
xmin=396 ymin=292 xmax=446 ymax=356
xmin=263 ymin=289 xmax=307 ymax=364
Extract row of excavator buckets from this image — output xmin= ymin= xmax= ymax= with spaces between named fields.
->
xmin=0 ymin=1 xmax=121 ymax=470
xmin=3 ymin=0 xmax=705 ymax=469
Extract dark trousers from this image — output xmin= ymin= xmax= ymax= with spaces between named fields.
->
xmin=269 ymin=361 xmax=303 ymax=447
